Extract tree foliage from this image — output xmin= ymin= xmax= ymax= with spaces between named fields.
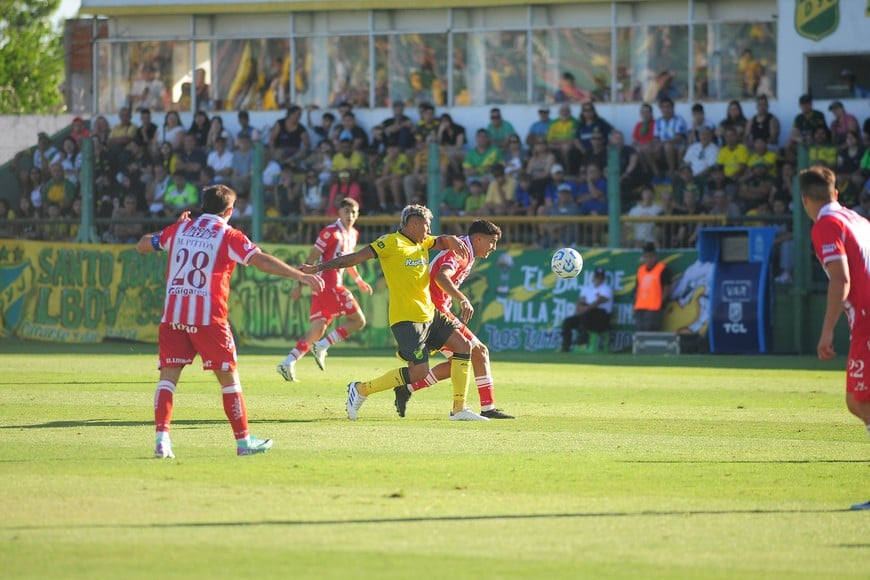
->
xmin=0 ymin=0 xmax=64 ymax=114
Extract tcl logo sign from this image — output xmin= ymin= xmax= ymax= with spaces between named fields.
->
xmin=723 ymin=322 xmax=747 ymax=334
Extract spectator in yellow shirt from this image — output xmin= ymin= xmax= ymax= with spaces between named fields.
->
xmin=484 ymin=163 xmax=517 ymax=216
xmin=746 ymin=136 xmax=778 ymax=179
xmin=375 ymin=143 xmax=412 ymax=212
xmin=716 ymin=127 xmax=749 ymax=180
xmin=331 ymin=137 xmax=367 ymax=179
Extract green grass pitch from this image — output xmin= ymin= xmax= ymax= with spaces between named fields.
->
xmin=0 ymin=341 xmax=868 ymax=579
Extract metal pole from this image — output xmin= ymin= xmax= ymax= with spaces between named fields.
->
xmin=791 ymin=144 xmax=810 ymax=354
xmin=75 ymin=137 xmax=100 ymax=243
xmin=251 ymin=141 xmax=264 ymax=242
xmin=606 ymin=144 xmax=621 ymax=248
xmin=427 ymin=140 xmax=441 ymax=234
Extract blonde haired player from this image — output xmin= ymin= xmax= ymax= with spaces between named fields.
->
xmin=300 ymin=204 xmax=487 ymax=421
xmin=393 ymin=219 xmax=515 ymax=419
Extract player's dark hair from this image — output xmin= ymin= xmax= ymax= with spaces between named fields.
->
xmin=799 ymin=166 xmax=836 ymax=202
xmin=339 ymin=197 xmax=359 ymax=210
xmin=468 ymin=219 xmax=502 ymax=240
xmin=202 ymin=184 xmax=237 ymax=215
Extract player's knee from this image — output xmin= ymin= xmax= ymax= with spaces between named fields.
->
xmin=474 ymin=342 xmax=489 ymax=360
xmin=454 ymin=335 xmax=472 ymax=355
xmin=408 ymin=363 xmax=429 ymax=383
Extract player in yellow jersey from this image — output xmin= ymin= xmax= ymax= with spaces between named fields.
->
xmin=300 ymin=204 xmax=488 ymax=421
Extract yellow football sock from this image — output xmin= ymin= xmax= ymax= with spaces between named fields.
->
xmin=450 ymin=353 xmax=471 ymax=413
xmin=358 ymin=367 xmax=407 ymax=396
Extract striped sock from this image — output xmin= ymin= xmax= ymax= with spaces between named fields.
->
xmin=476 ymin=375 xmax=495 ymax=411
xmin=154 ymin=379 xmax=176 ymax=433
xmin=410 ymin=368 xmax=439 ymax=392
xmin=221 ymin=384 xmax=249 ymax=440
xmin=286 ymin=340 xmax=310 ymax=363
xmin=317 ymin=327 xmax=350 ymax=349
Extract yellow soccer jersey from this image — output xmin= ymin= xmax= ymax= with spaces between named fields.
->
xmin=716 ymin=144 xmax=749 ymax=178
xmin=370 ymin=231 xmax=436 ymax=324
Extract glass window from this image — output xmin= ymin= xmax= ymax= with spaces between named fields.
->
xmin=807 ymin=54 xmax=870 ymax=100
xmin=485 ymin=31 xmax=527 ymax=104
xmin=289 ymin=35 xmax=371 ymax=108
xmin=699 ymin=22 xmax=777 ymax=101
xmin=454 ymin=31 xmax=527 ymax=106
xmin=532 ymin=28 xmax=611 ymax=104
xmin=374 ymin=33 xmax=449 ymax=107
xmin=294 ymin=37 xmax=327 ymax=108
xmin=98 ymin=41 xmax=183 ymax=114
xmin=616 ymin=25 xmax=689 ymax=103
xmin=328 ymin=36 xmax=370 ymax=108
xmin=213 ymin=39 xmax=289 ymax=111
xmin=453 ymin=33 xmax=480 ymax=106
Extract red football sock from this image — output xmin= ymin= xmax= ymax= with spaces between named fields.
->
xmin=288 ymin=339 xmax=310 ymax=361
xmin=221 ymin=384 xmax=249 ymax=440
xmin=322 ymin=326 xmax=350 ymax=347
xmin=476 ymin=375 xmax=494 ymax=409
xmin=410 ymin=368 xmax=439 ymax=392
xmin=154 ymin=379 xmax=175 ymax=433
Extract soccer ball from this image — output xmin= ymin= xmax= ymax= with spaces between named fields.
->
xmin=551 ymin=247 xmax=583 ymax=279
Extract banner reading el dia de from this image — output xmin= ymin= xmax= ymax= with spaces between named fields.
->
xmin=461 ymin=247 xmax=707 ymax=353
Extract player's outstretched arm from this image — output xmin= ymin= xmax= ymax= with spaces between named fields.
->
xmin=136 ymin=233 xmax=159 ymax=254
xmin=135 ymin=212 xmax=191 ymax=254
xmin=249 ymin=252 xmax=325 ymax=294
xmin=301 ymin=245 xmax=376 ymax=274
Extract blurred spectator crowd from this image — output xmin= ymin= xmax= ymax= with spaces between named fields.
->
xmin=3 ymin=93 xmax=870 ymax=278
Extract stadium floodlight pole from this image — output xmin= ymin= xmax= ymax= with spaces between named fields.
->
xmin=606 ymin=144 xmax=621 ymax=248
xmin=250 ymin=141 xmax=264 ymax=243
xmin=427 ymin=139 xmax=441 ymax=234
xmin=791 ymin=143 xmax=810 ymax=354
xmin=74 ymin=137 xmax=100 ymax=244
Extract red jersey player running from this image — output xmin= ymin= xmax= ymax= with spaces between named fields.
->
xmin=801 ymin=166 xmax=870 ymax=511
xmin=277 ymin=197 xmax=372 ymax=381
xmin=393 ymin=219 xmax=516 ymax=419
xmin=137 ymin=184 xmax=323 ymax=458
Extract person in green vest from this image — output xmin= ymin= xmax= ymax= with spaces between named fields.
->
xmin=164 ymin=171 xmax=200 ymax=218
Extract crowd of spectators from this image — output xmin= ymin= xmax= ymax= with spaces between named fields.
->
xmin=4 ymin=93 xmax=870 ymax=270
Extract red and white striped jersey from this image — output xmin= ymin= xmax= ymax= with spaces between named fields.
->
xmin=811 ymin=201 xmax=870 ymax=331
xmin=429 ymin=235 xmax=474 ymax=312
xmin=314 ymin=219 xmax=358 ymax=289
xmin=157 ymin=214 xmax=260 ymax=325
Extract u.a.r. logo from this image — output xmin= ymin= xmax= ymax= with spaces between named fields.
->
xmin=795 ymin=0 xmax=839 ymax=41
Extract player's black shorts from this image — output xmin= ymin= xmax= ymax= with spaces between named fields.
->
xmin=391 ymin=310 xmax=459 ymax=364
